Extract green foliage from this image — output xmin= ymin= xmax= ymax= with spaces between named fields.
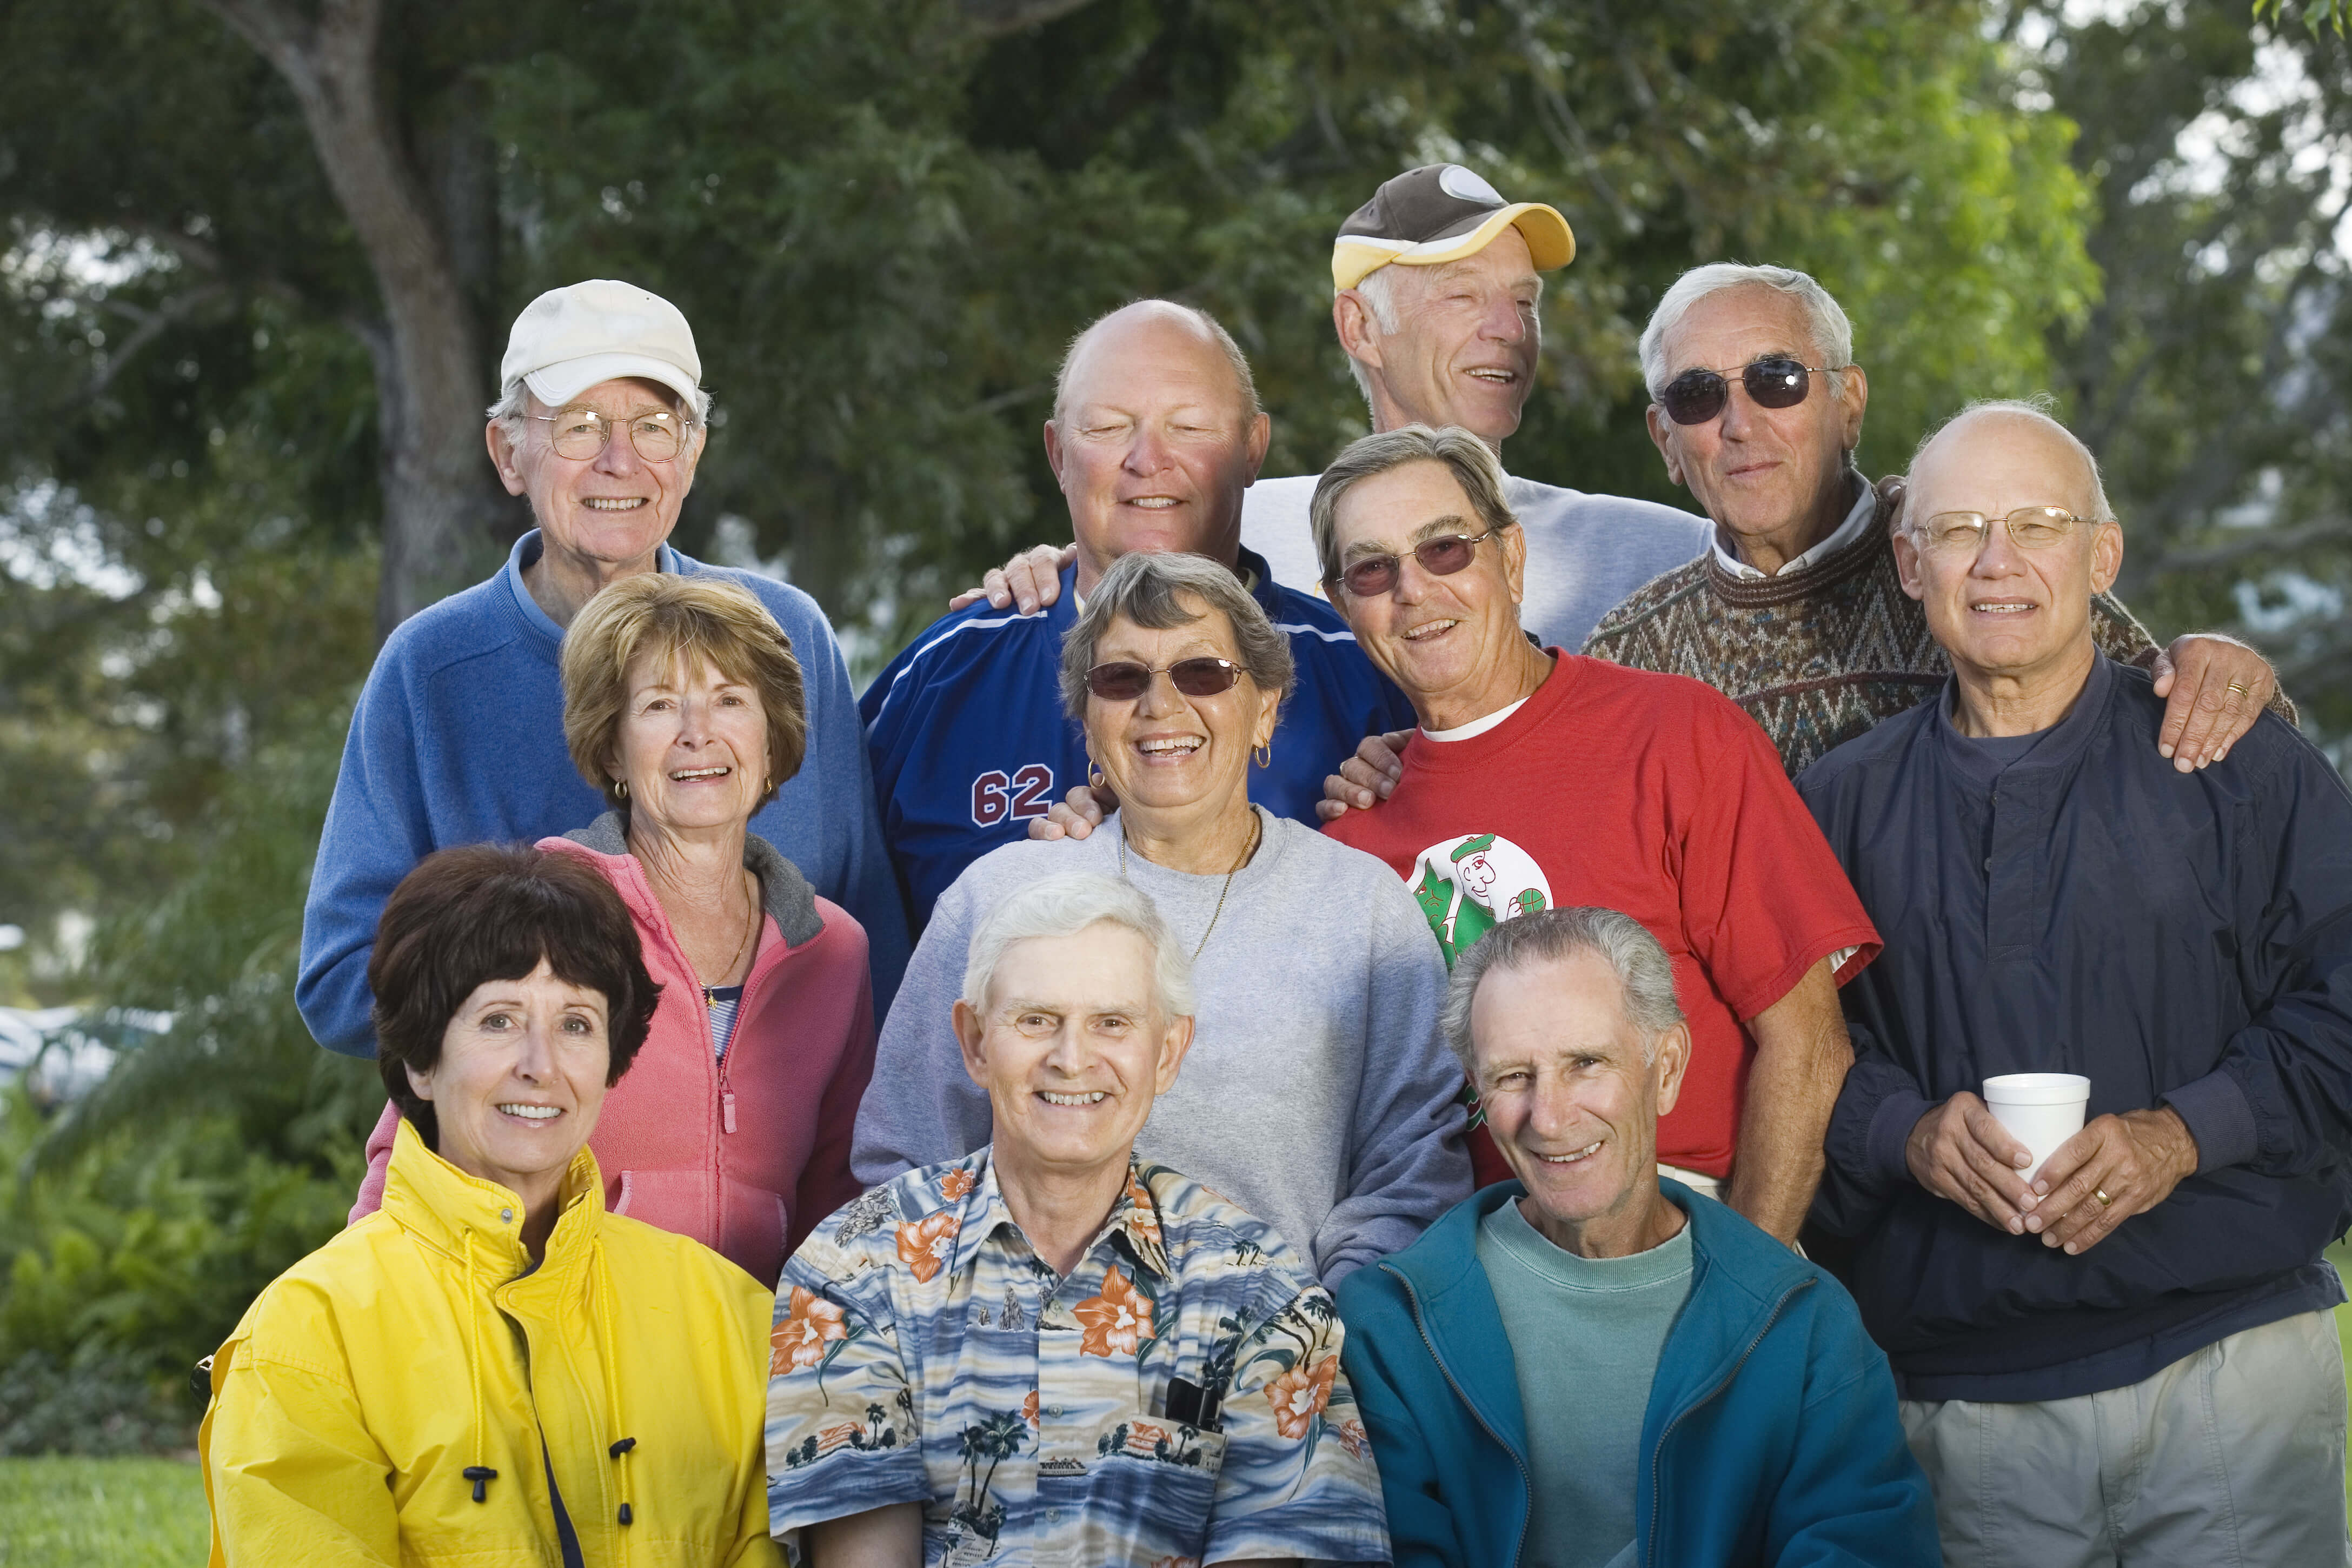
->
xmin=2255 ymin=0 xmax=2351 ymax=39
xmin=0 ymin=1456 xmax=211 ymax=1565
xmin=0 ymin=1088 xmax=359 ymax=1454
xmin=2035 ymin=2 xmax=2352 ymax=733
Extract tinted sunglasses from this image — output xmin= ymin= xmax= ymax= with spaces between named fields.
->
xmin=1657 ymin=355 xmax=1831 ymax=426
xmin=1085 ymin=656 xmax=1246 ymax=702
xmin=1330 ymin=529 xmax=1499 ymax=598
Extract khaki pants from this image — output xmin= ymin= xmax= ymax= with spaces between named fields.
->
xmin=1902 ymin=1310 xmax=2351 ymax=1567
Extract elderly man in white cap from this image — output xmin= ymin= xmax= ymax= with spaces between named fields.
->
xmin=296 ymin=280 xmax=910 ymax=1062
xmin=959 ymin=165 xmax=1710 ymax=653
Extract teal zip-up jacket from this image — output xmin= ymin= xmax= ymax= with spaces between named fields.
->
xmin=1334 ymin=1181 xmax=1936 ymax=1567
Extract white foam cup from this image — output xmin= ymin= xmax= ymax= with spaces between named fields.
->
xmin=1982 ymin=1073 xmax=2091 ymax=1183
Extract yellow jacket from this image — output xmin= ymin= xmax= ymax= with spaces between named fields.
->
xmin=200 ymin=1118 xmax=782 ymax=1567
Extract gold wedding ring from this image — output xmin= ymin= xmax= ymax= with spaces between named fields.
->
xmin=2225 ymin=681 xmax=2249 ymax=696
xmin=2094 ymin=1187 xmax=2114 ymax=1207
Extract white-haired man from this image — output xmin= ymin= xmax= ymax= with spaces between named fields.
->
xmin=958 ymin=166 xmax=1713 ymax=652
xmin=1337 ymin=907 xmax=1937 ymax=1567
xmin=766 ymin=872 xmax=1388 ymax=1567
xmin=1802 ymin=402 xmax=2352 ymax=1564
xmin=1577 ymin=263 xmax=2287 ymax=775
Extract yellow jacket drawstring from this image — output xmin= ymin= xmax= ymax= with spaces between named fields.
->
xmin=594 ymin=1238 xmax=637 ymax=1559
xmin=460 ymin=1230 xmax=498 ymax=1504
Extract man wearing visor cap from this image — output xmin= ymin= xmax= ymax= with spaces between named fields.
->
xmin=298 ymin=279 xmax=911 ymax=1060
xmin=960 ymin=165 xmax=1711 ymax=654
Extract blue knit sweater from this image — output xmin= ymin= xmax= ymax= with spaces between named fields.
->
xmin=295 ymin=531 xmax=910 ymax=1057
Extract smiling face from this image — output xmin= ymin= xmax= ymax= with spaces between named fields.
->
xmin=1896 ymin=410 xmax=2123 ymax=690
xmin=406 ymin=957 xmax=612 ymax=1202
xmin=1470 ymin=949 xmax=1689 ymax=1255
xmin=489 ymin=376 xmax=699 ymax=575
xmin=1084 ymin=600 xmax=1279 ymax=826
xmin=1644 ymin=285 xmax=1865 ymax=557
xmin=1326 ymin=459 xmax=1529 ymax=721
xmin=1045 ymin=304 xmax=1272 ymax=595
xmin=610 ymin=649 xmax=769 ymax=838
xmin=953 ymin=925 xmax=1192 ymax=1182
xmin=1341 ymin=227 xmax=1543 ymax=444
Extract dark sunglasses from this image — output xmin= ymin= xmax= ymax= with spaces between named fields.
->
xmin=1329 ymin=529 xmax=1499 ymax=599
xmin=1657 ymin=355 xmax=1832 ymax=426
xmin=1085 ymin=656 xmax=1246 ymax=702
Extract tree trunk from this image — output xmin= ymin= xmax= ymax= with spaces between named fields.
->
xmin=200 ymin=0 xmax=503 ymax=635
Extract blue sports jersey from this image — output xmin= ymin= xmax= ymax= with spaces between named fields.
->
xmin=861 ymin=548 xmax=1416 ymax=929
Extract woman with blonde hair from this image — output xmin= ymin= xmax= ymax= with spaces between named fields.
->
xmin=352 ymin=573 xmax=874 ymax=1287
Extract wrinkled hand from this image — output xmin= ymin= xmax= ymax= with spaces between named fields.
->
xmin=947 ymin=543 xmax=1075 ymax=613
xmin=1028 ymin=782 xmax=1111 ymax=841
xmin=1905 ymin=1092 xmax=2039 ymax=1234
xmin=2019 ymin=1107 xmax=2198 ymax=1255
xmin=2151 ymin=634 xmax=2274 ymax=773
xmin=1314 ymin=730 xmax=1412 ymax=822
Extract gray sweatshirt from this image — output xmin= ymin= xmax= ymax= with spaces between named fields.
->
xmin=851 ymin=808 xmax=1472 ymax=1282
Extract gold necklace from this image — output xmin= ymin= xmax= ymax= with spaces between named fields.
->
xmin=702 ymin=875 xmax=759 ymax=1006
xmin=1119 ymin=811 xmax=1262 ymax=961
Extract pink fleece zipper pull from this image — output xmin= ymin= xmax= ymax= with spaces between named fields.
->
xmin=722 ymin=1091 xmax=737 ymax=1134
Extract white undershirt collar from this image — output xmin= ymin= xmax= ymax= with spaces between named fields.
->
xmin=1712 ymin=476 xmax=1876 ymax=581
xmin=1424 ymin=696 xmax=1529 ymax=742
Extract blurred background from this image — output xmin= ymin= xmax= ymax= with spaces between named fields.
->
xmin=2 ymin=0 xmax=2348 ymax=1553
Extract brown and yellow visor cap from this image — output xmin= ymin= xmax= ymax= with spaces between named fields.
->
xmin=1330 ymin=164 xmax=1576 ymax=292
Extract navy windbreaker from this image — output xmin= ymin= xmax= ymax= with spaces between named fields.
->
xmin=1798 ymin=655 xmax=2352 ymax=1401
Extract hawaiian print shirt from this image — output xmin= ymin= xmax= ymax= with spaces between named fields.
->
xmin=765 ymin=1147 xmax=1389 ymax=1567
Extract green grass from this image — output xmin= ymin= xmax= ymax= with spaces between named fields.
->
xmin=0 ymin=1457 xmax=208 ymax=1567
xmin=3 ymin=1258 xmax=2352 ymax=1564
xmin=2334 ymin=1241 xmax=2352 ymax=1505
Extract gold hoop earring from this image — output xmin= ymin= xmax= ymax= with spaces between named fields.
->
xmin=614 ymin=779 xmax=629 ymax=801
xmin=1253 ymin=743 xmax=1272 ymax=770
xmin=1087 ymin=759 xmax=1106 ymax=791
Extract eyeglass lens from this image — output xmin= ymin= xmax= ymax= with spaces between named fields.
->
xmin=1339 ymin=534 xmax=1484 ymax=597
xmin=1919 ymin=507 xmax=2081 ymax=550
xmin=549 ymin=408 xmax=685 ymax=461
xmin=1660 ymin=357 xmax=1812 ymax=426
xmin=1085 ymin=657 xmax=1245 ymax=702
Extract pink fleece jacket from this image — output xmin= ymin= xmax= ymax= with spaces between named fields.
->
xmin=350 ymin=819 xmax=875 ymax=1288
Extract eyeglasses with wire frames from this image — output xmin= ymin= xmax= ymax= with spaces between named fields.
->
xmin=1084 ymin=656 xmax=1248 ymax=702
xmin=1326 ymin=527 xmax=1504 ymax=599
xmin=530 ymin=404 xmax=695 ymax=462
xmin=1656 ymin=356 xmax=1841 ymax=426
xmin=1911 ymin=506 xmax=2104 ymax=554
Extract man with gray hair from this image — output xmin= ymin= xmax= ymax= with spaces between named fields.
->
xmin=767 ymin=872 xmax=1390 ymax=1567
xmin=1575 ymin=262 xmax=2285 ymax=776
xmin=860 ymin=297 xmax=1413 ymax=926
xmin=958 ymin=165 xmax=1713 ymax=652
xmin=1801 ymin=401 xmax=2352 ymax=1564
xmin=1337 ymin=907 xmax=1937 ymax=1567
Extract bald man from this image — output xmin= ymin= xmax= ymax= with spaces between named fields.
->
xmin=1800 ymin=401 xmax=2352 ymax=1565
xmin=860 ymin=300 xmax=1412 ymax=926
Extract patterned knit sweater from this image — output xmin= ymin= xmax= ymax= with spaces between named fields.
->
xmin=1581 ymin=496 xmax=2164 ymax=778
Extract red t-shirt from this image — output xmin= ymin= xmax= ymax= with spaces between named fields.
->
xmin=1324 ymin=652 xmax=1879 ymax=1183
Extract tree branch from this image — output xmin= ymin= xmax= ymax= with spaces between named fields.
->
xmin=83 ymin=282 xmax=233 ymax=405
xmin=960 ymin=0 xmax=1099 ymax=38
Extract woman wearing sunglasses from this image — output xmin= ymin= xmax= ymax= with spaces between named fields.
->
xmin=851 ymin=548 xmax=1472 ymax=1285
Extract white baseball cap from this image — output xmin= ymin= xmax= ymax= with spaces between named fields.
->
xmin=500 ymin=280 xmax=702 ymax=409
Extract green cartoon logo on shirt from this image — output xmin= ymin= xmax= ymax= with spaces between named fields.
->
xmin=1411 ymin=832 xmax=1554 ymax=967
